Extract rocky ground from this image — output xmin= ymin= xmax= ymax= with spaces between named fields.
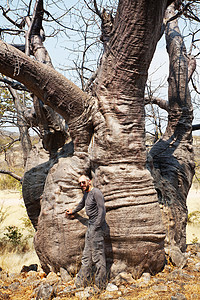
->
xmin=0 ymin=244 xmax=199 ymax=300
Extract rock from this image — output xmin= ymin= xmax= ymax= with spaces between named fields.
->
xmin=8 ymin=273 xmax=20 ymax=280
xmin=171 ymin=293 xmax=186 ymax=300
xmin=59 ymin=267 xmax=71 ymax=282
xmin=36 ymin=283 xmax=55 ymax=300
xmin=8 ymin=281 xmax=20 ymax=291
xmin=109 ymin=261 xmax=127 ymax=278
xmin=75 ymin=289 xmax=90 ymax=299
xmin=106 ymin=283 xmax=118 ymax=292
xmin=0 ymin=271 xmax=8 ymax=281
xmin=100 ymin=293 xmax=114 ymax=299
xmin=21 ymin=264 xmax=38 ymax=273
xmin=0 ymin=291 xmax=10 ymax=299
xmin=55 ymin=286 xmax=76 ymax=297
xmin=21 ymin=279 xmax=41 ymax=288
xmin=140 ymin=272 xmax=151 ymax=283
xmin=45 ymin=272 xmax=60 ymax=285
xmin=169 ymin=269 xmax=194 ymax=280
xmin=196 ymin=252 xmax=200 ymax=258
xmin=26 ymin=270 xmax=41 ymax=280
xmin=165 ymin=246 xmax=187 ymax=268
xmin=113 ymin=272 xmax=135 ymax=285
xmin=194 ymin=262 xmax=200 ymax=271
xmin=152 ymin=284 xmax=168 ymax=292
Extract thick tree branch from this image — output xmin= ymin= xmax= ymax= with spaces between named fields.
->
xmin=0 ymin=170 xmax=22 ymax=182
xmin=192 ymin=124 xmax=200 ymax=131
xmin=0 ymin=40 xmax=90 ymax=124
xmin=145 ymin=97 xmax=169 ymax=112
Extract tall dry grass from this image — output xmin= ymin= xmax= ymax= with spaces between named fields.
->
xmin=0 ymin=191 xmax=40 ymax=273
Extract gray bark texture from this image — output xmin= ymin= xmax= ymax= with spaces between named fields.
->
xmin=148 ymin=4 xmax=195 ymax=252
xmin=0 ymin=0 xmax=195 ymax=278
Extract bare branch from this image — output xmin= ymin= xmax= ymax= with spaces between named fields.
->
xmin=0 ymin=138 xmax=20 ymax=154
xmin=0 ymin=5 xmax=25 ymax=29
xmin=93 ymin=0 xmax=102 ymax=18
xmin=191 ymin=77 xmax=200 ymax=95
xmin=0 ymin=169 xmax=22 ymax=182
xmin=145 ymin=97 xmax=169 ymax=112
xmin=192 ymin=124 xmax=200 ymax=131
xmin=0 ymin=78 xmax=28 ymax=91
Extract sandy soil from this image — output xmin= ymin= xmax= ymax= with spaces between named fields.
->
xmin=186 ymin=188 xmax=200 ymax=244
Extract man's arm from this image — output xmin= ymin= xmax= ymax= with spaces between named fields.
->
xmin=66 ymin=195 xmax=85 ymax=216
xmin=93 ymin=189 xmax=106 ymax=230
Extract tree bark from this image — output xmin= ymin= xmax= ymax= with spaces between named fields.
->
xmin=0 ymin=40 xmax=94 ymax=152
xmin=148 ymin=3 xmax=195 ymax=252
xmin=0 ymin=0 xmax=194 ymax=278
xmin=8 ymin=87 xmax=32 ymax=165
xmin=32 ymin=0 xmax=168 ymax=276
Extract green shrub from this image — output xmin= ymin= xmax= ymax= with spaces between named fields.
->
xmin=0 ymin=225 xmax=33 ymax=253
xmin=188 ymin=211 xmax=200 ymax=224
xmin=4 ymin=225 xmax=23 ymax=246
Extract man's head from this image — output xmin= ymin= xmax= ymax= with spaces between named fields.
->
xmin=78 ymin=175 xmax=92 ymax=192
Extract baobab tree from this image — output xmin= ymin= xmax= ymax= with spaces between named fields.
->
xmin=0 ymin=0 xmax=199 ymax=277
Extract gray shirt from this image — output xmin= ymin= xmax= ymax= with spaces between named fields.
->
xmin=72 ymin=187 xmax=106 ymax=230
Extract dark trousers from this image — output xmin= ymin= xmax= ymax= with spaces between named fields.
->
xmin=75 ymin=224 xmax=106 ymax=289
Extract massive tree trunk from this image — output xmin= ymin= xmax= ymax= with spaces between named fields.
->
xmin=0 ymin=0 xmax=195 ymax=278
xmin=148 ymin=3 xmax=195 ymax=253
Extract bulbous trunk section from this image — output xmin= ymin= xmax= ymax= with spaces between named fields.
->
xmin=32 ymin=0 xmax=168 ymax=276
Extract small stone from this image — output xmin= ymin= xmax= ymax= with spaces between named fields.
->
xmin=100 ymin=293 xmax=114 ymax=299
xmin=169 ymin=269 xmax=182 ymax=279
xmin=140 ymin=272 xmax=151 ymax=283
xmin=84 ymin=286 xmax=100 ymax=295
xmin=8 ymin=281 xmax=20 ymax=291
xmin=56 ymin=286 xmax=76 ymax=297
xmin=36 ymin=283 xmax=54 ymax=300
xmin=26 ymin=271 xmax=40 ymax=280
xmin=60 ymin=267 xmax=71 ymax=282
xmin=45 ymin=272 xmax=60 ymax=285
xmin=75 ymin=289 xmax=90 ymax=299
xmin=21 ymin=279 xmax=41 ymax=288
xmin=8 ymin=273 xmax=19 ymax=280
xmin=110 ymin=261 xmax=127 ymax=278
xmin=196 ymin=252 xmax=200 ymax=258
xmin=181 ymin=272 xmax=194 ymax=279
xmin=0 ymin=271 xmax=8 ymax=281
xmin=185 ymin=251 xmax=191 ymax=258
xmin=113 ymin=271 xmax=135 ymax=285
xmin=0 ymin=291 xmax=10 ymax=299
xmin=187 ymin=258 xmax=194 ymax=263
xmin=165 ymin=246 xmax=187 ymax=268
xmin=194 ymin=262 xmax=200 ymax=271
xmin=106 ymin=283 xmax=118 ymax=292
xmin=171 ymin=293 xmax=186 ymax=300
xmin=152 ymin=284 xmax=168 ymax=292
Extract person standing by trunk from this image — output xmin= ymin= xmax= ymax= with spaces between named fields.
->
xmin=66 ymin=175 xmax=107 ymax=289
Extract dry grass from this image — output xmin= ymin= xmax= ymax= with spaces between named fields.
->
xmin=0 ymin=190 xmax=40 ymax=273
xmin=0 ymin=250 xmax=40 ymax=273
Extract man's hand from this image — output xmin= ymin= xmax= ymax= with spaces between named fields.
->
xmin=66 ymin=208 xmax=74 ymax=219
